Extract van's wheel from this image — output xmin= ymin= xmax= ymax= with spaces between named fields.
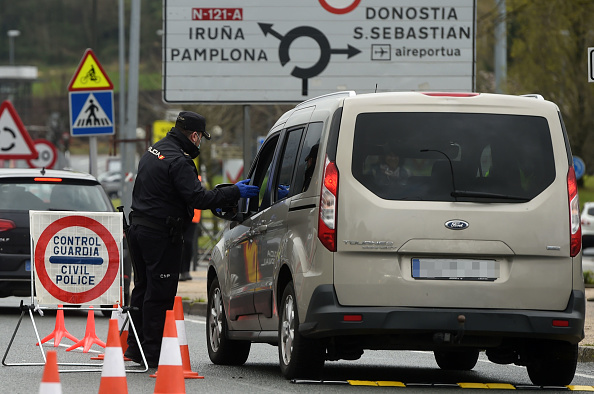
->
xmin=434 ymin=349 xmax=479 ymax=370
xmin=206 ymin=277 xmax=251 ymax=365
xmin=278 ymin=282 xmax=325 ymax=379
xmin=526 ymin=341 xmax=577 ymax=386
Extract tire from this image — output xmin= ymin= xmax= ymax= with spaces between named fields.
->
xmin=526 ymin=341 xmax=578 ymax=386
xmin=434 ymin=349 xmax=479 ymax=370
xmin=206 ymin=277 xmax=251 ymax=365
xmin=278 ymin=282 xmax=325 ymax=379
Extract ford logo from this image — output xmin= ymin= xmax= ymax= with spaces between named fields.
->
xmin=445 ymin=220 xmax=469 ymax=230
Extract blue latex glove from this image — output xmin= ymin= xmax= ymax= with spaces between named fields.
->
xmin=278 ymin=184 xmax=289 ymax=199
xmin=235 ymin=179 xmax=260 ymax=198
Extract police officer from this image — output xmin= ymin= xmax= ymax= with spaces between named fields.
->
xmin=124 ymin=111 xmax=259 ymax=367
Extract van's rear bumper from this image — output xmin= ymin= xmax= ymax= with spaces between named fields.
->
xmin=300 ymin=285 xmax=585 ymax=345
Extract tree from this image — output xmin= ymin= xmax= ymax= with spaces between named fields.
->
xmin=506 ymin=0 xmax=594 ymax=163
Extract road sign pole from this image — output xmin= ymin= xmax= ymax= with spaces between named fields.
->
xmin=120 ymin=0 xmax=141 ymax=218
xmin=89 ymin=136 xmax=98 ymax=177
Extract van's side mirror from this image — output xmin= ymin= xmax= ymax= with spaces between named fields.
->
xmin=211 ymin=183 xmax=243 ymax=222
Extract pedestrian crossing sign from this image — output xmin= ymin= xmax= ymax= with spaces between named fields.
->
xmin=69 ymin=91 xmax=115 ymax=136
xmin=68 ymin=48 xmax=113 ymax=91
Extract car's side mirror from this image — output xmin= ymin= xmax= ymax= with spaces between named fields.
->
xmin=211 ymin=183 xmax=243 ymax=222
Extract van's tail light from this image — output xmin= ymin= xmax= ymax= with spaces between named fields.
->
xmin=568 ymin=166 xmax=581 ymax=257
xmin=318 ymin=156 xmax=338 ymax=252
xmin=0 ymin=219 xmax=16 ymax=232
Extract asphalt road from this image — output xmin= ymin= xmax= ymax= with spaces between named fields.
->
xmin=1 ymin=302 xmax=594 ymax=393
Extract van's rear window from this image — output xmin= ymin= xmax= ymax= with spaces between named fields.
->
xmin=352 ymin=112 xmax=556 ymax=202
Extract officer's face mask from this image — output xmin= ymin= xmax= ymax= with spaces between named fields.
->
xmin=193 ymin=132 xmax=202 ymax=148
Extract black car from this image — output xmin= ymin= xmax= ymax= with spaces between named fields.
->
xmin=0 ymin=168 xmax=131 ymax=312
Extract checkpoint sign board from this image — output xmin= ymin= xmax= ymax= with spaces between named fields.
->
xmin=68 ymin=49 xmax=115 ymax=136
xmin=163 ymin=0 xmax=476 ymax=103
xmin=30 ymin=211 xmax=123 ymax=306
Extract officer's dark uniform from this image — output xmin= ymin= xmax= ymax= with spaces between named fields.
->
xmin=125 ymin=112 xmax=240 ymax=367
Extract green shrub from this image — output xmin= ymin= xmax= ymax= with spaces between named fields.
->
xmin=584 ymin=270 xmax=594 ymax=285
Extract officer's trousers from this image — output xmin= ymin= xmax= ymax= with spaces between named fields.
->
xmin=126 ymin=223 xmax=182 ymax=364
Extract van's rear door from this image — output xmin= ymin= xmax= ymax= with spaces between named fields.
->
xmin=332 ymin=93 xmax=577 ymax=311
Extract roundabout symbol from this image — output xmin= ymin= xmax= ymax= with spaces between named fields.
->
xmin=259 ymin=23 xmax=361 ymax=96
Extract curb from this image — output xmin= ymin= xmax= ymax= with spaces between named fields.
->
xmin=182 ymin=300 xmax=207 ymax=317
xmin=579 ymin=345 xmax=594 ymax=362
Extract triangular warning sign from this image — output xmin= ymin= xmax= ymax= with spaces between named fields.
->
xmin=68 ymin=48 xmax=114 ymax=91
xmin=0 ymin=100 xmax=37 ymax=160
xmin=72 ymin=93 xmax=113 ymax=128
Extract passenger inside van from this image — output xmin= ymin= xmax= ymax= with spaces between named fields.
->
xmin=371 ymin=147 xmax=410 ymax=188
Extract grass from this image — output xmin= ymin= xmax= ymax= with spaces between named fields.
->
xmin=580 ymin=175 xmax=594 ymax=211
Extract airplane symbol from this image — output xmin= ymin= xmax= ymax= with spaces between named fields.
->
xmin=375 ymin=47 xmax=387 ymax=56
xmin=371 ymin=44 xmax=391 ymax=61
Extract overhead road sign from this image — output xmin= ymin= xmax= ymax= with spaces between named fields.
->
xmin=163 ymin=0 xmax=476 ymax=103
xmin=0 ymin=100 xmax=37 ymax=159
xmin=589 ymin=48 xmax=594 ymax=82
xmin=68 ymin=48 xmax=114 ymax=91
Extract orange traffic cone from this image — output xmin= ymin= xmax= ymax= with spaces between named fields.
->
xmin=37 ymin=305 xmax=79 ymax=347
xmin=39 ymin=350 xmax=62 ymax=394
xmin=152 ymin=310 xmax=186 ymax=393
xmin=174 ymin=296 xmax=203 ymax=379
xmin=98 ymin=319 xmax=128 ymax=393
xmin=66 ymin=306 xmax=106 ymax=353
xmin=151 ymin=297 xmax=203 ymax=379
xmin=91 ymin=305 xmax=130 ymax=361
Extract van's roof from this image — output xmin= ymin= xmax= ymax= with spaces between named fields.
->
xmin=270 ymin=91 xmax=557 ymax=134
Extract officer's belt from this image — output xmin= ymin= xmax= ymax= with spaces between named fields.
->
xmin=130 ymin=212 xmax=170 ymax=232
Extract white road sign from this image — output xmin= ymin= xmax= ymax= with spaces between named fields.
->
xmin=0 ymin=100 xmax=37 ymax=159
xmin=163 ymin=0 xmax=476 ymax=103
xmin=26 ymin=139 xmax=58 ymax=169
xmin=30 ymin=211 xmax=123 ymax=306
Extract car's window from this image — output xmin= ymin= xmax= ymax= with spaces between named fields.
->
xmin=588 ymin=207 xmax=594 ymax=216
xmin=245 ymin=134 xmax=280 ymax=213
xmin=293 ymin=122 xmax=323 ymax=194
xmin=0 ymin=181 xmax=112 ymax=211
xmin=273 ymin=127 xmax=304 ymax=202
xmin=352 ymin=112 xmax=555 ymax=202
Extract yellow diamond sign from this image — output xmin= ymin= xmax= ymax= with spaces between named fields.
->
xmin=68 ymin=48 xmax=113 ymax=91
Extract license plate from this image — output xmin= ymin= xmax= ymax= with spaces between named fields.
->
xmin=412 ymin=258 xmax=499 ymax=281
xmin=25 ymin=260 xmax=31 ymax=272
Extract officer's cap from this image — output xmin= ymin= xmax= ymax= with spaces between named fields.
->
xmin=177 ymin=111 xmax=211 ymax=140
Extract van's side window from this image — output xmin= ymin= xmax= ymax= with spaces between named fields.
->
xmin=293 ymin=122 xmax=323 ymax=194
xmin=246 ymin=134 xmax=279 ymax=213
xmin=274 ymin=127 xmax=304 ymax=202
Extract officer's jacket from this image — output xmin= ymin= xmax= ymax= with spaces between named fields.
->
xmin=131 ymin=127 xmax=239 ymax=226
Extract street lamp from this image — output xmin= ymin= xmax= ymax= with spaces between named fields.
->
xmin=7 ymin=30 xmax=20 ymax=65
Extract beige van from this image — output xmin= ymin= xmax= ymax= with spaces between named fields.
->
xmin=206 ymin=91 xmax=584 ymax=386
